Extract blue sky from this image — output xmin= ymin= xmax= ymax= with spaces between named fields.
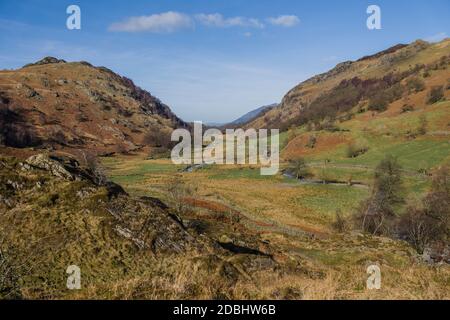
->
xmin=0 ymin=0 xmax=449 ymax=122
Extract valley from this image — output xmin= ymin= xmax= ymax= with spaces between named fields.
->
xmin=1 ymin=38 xmax=449 ymax=300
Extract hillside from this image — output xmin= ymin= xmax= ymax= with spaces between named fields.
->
xmin=0 ymin=153 xmax=283 ymax=299
xmin=0 ymin=57 xmax=186 ymax=158
xmin=0 ymin=42 xmax=449 ymax=300
xmin=247 ymin=39 xmax=450 ymax=131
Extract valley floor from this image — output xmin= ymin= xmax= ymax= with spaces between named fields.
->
xmin=102 ymin=153 xmax=450 ymax=299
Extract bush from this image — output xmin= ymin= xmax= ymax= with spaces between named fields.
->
xmin=368 ymin=94 xmax=389 ymax=112
xmin=305 ymin=135 xmax=317 ymax=149
xmin=143 ymin=126 xmax=172 ymax=149
xmin=406 ymin=77 xmax=425 ymax=93
xmin=427 ymin=86 xmax=445 ymax=104
xmin=401 ymin=104 xmax=414 ymax=113
xmin=417 ymin=114 xmax=428 ymax=136
xmin=0 ymin=248 xmax=22 ymax=299
xmin=286 ymin=158 xmax=310 ymax=179
xmin=354 ymin=155 xmax=403 ymax=235
xmin=82 ymin=151 xmax=108 ymax=185
xmin=398 ymin=205 xmax=434 ymax=253
xmin=398 ymin=166 xmax=449 ymax=253
xmin=167 ymin=177 xmax=197 ymax=214
xmin=346 ymin=141 xmax=368 ymax=158
xmin=332 ymin=209 xmax=350 ymax=233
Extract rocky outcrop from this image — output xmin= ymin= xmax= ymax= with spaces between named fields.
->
xmin=23 ymin=56 xmax=66 ymax=68
xmin=24 ymin=154 xmax=74 ymax=180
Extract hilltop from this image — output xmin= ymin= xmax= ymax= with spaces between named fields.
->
xmin=0 ymin=57 xmax=186 ymax=158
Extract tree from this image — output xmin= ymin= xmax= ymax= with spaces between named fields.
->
xmin=143 ymin=126 xmax=172 ymax=149
xmin=368 ymin=93 xmax=389 ymax=112
xmin=406 ymin=77 xmax=425 ymax=93
xmin=427 ymin=86 xmax=444 ymax=104
xmin=287 ymin=158 xmax=310 ymax=179
xmin=346 ymin=141 xmax=368 ymax=158
xmin=417 ymin=114 xmax=428 ymax=136
xmin=81 ymin=151 xmax=108 ymax=186
xmin=355 ymin=155 xmax=404 ymax=235
xmin=398 ymin=166 xmax=450 ymax=252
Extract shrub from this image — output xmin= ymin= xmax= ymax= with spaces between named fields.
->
xmin=332 ymin=209 xmax=350 ymax=233
xmin=75 ymin=113 xmax=89 ymax=122
xmin=368 ymin=93 xmax=389 ymax=112
xmin=82 ymin=151 xmax=108 ymax=185
xmin=346 ymin=141 xmax=368 ymax=158
xmin=417 ymin=114 xmax=428 ymax=136
xmin=354 ymin=155 xmax=403 ymax=235
xmin=143 ymin=126 xmax=172 ymax=149
xmin=427 ymin=86 xmax=445 ymax=104
xmin=4 ymin=126 xmax=41 ymax=148
xmin=398 ymin=205 xmax=434 ymax=253
xmin=167 ymin=177 xmax=197 ymax=214
xmin=286 ymin=158 xmax=310 ymax=179
xmin=0 ymin=248 xmax=22 ymax=299
xmin=406 ymin=77 xmax=425 ymax=93
xmin=398 ymin=166 xmax=449 ymax=253
xmin=401 ymin=104 xmax=414 ymax=113
xmin=305 ymin=135 xmax=317 ymax=149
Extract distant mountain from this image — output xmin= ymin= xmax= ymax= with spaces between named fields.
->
xmin=227 ymin=103 xmax=278 ymax=127
xmin=0 ymin=57 xmax=187 ymax=156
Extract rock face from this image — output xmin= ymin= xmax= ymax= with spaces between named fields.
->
xmin=0 ymin=154 xmax=205 ymax=256
xmin=0 ymin=57 xmax=187 ymax=155
xmin=25 ymin=154 xmax=74 ymax=180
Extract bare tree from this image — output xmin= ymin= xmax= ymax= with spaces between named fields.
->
xmin=167 ymin=176 xmax=197 ymax=215
xmin=81 ymin=151 xmax=108 ymax=186
xmin=398 ymin=166 xmax=450 ymax=253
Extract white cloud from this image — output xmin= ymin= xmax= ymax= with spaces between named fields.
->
xmin=195 ymin=13 xmax=264 ymax=29
xmin=424 ymin=32 xmax=447 ymax=43
xmin=243 ymin=32 xmax=252 ymax=37
xmin=267 ymin=15 xmax=300 ymax=27
xmin=109 ymin=11 xmax=193 ymax=33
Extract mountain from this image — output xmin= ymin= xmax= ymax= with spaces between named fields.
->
xmin=247 ymin=39 xmax=450 ymax=130
xmin=227 ymin=103 xmax=278 ymax=127
xmin=0 ymin=57 xmax=186 ymax=157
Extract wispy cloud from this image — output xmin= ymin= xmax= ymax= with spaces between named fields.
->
xmin=109 ymin=11 xmax=193 ymax=33
xmin=424 ymin=32 xmax=447 ymax=43
xmin=109 ymin=12 xmax=300 ymax=33
xmin=195 ymin=13 xmax=264 ymax=29
xmin=267 ymin=15 xmax=300 ymax=27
